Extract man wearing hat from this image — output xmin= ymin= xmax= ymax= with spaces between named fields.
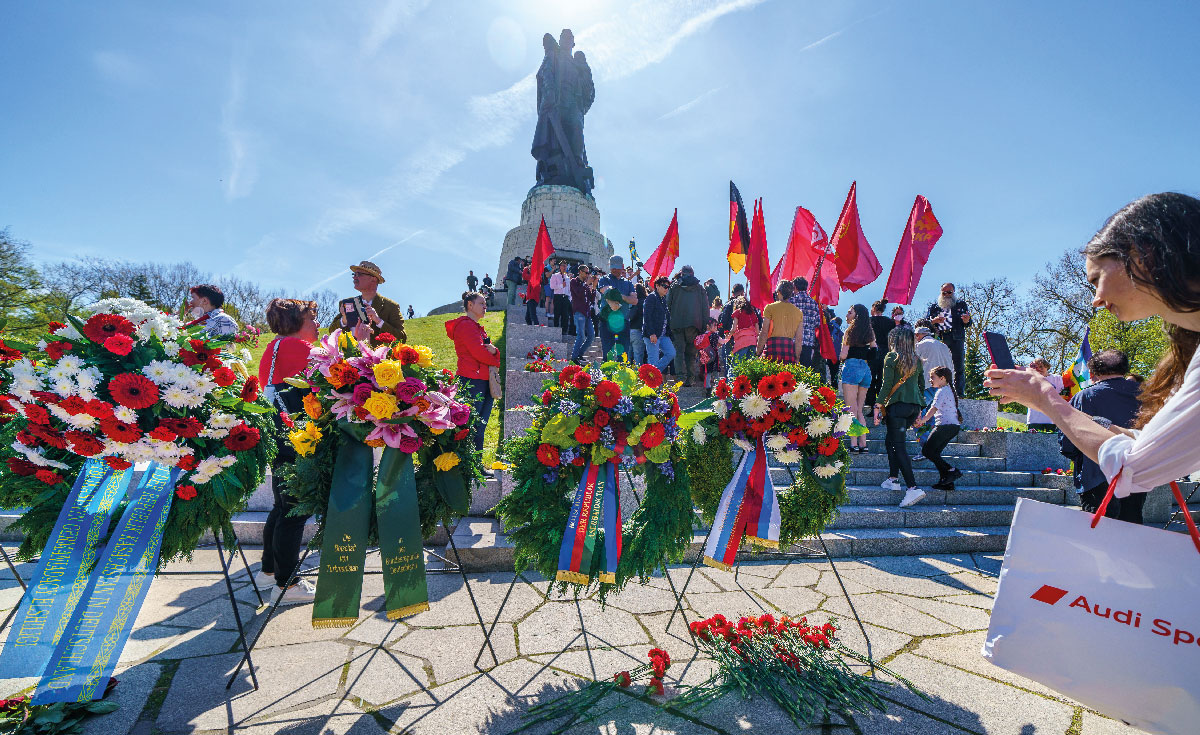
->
xmin=596 ymin=255 xmax=637 ymax=359
xmin=328 ymin=260 xmax=407 ymax=344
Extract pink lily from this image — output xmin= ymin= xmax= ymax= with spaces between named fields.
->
xmin=365 ymin=421 xmax=417 ymax=449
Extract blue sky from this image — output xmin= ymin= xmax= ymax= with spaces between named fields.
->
xmin=3 ymin=1 xmax=1198 ymax=315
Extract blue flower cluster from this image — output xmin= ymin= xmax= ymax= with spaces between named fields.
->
xmin=600 ymin=425 xmax=616 ymax=450
xmin=543 ymin=468 xmax=559 ymax=484
xmin=611 ymin=396 xmax=634 ymax=416
xmin=620 ymin=453 xmax=636 ymax=467
xmin=646 ymin=397 xmax=671 ymax=415
xmin=663 ymin=414 xmax=679 ymax=442
xmin=556 ymin=399 xmax=579 ymax=415
xmin=559 ymin=446 xmax=578 ymax=465
xmin=659 ymin=460 xmax=675 ymax=480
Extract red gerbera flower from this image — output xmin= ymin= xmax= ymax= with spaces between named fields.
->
xmin=212 ymin=367 xmax=236 ymax=387
xmin=594 ymin=380 xmax=622 ymax=408
xmin=158 ymin=416 xmax=202 ymax=438
xmin=809 ymin=385 xmax=838 ymax=413
xmin=105 ymin=457 xmax=132 ymax=471
xmin=6 ymin=457 xmax=38 ymax=476
xmin=787 ymin=427 xmax=810 ymax=446
xmin=757 ymin=374 xmax=782 ymax=399
xmin=637 ymin=364 xmax=663 ymax=390
xmin=732 ymin=375 xmax=752 ymax=398
xmin=749 ymin=416 xmax=775 ymax=436
xmin=769 ymin=402 xmax=792 ymax=423
xmin=574 ymin=423 xmax=601 ymax=444
xmin=776 ymin=371 xmax=797 ymax=393
xmin=640 ymin=422 xmax=666 ymax=449
xmin=591 ymin=409 xmax=610 ymax=427
xmin=149 ymin=426 xmax=178 ymax=442
xmin=21 ymin=403 xmax=51 ymax=424
xmin=817 ymin=436 xmax=840 ymax=456
xmin=224 ymin=424 xmax=261 ymax=452
xmin=64 ymin=431 xmax=104 ymax=457
xmin=35 ymin=469 xmax=64 ymax=485
xmin=27 ymin=423 xmax=66 ymax=449
xmin=103 ymin=334 xmax=135 ymax=356
xmin=572 ymin=371 xmax=592 ymax=390
xmin=82 ymin=313 xmax=135 ymax=344
xmin=85 ymin=400 xmax=115 ymax=419
xmin=728 ymin=412 xmax=747 ymax=432
xmin=175 ymin=484 xmax=198 ymax=501
xmin=108 ymin=373 xmax=159 ymax=410
xmin=241 ymin=376 xmax=261 ymax=403
xmin=58 ymin=396 xmax=87 ymax=415
xmin=176 ymin=455 xmax=198 ymax=471
xmin=536 ymin=443 xmax=560 ymax=467
xmin=571 ymin=455 xmax=585 ymax=466
xmin=558 ymin=364 xmax=581 ymax=386
xmin=45 ymin=341 xmax=74 ymax=361
xmin=714 ymin=378 xmax=730 ymax=400
xmin=100 ymin=418 xmax=143 ymax=444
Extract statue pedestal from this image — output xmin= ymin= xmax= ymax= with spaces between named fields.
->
xmin=497 ymin=185 xmax=614 ymax=280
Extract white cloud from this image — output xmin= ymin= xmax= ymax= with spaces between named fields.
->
xmin=361 ymin=0 xmax=432 ymax=57
xmin=311 ymin=0 xmax=764 ymax=242
xmin=658 ymin=86 xmax=723 ymax=121
xmin=221 ymin=67 xmax=257 ymax=201
xmin=93 ymin=50 xmax=148 ymax=86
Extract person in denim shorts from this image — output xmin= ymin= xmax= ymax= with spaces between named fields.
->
xmin=839 ymin=303 xmax=877 ymax=453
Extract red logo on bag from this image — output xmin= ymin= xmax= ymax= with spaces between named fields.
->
xmin=1030 ymin=585 xmax=1069 ymax=605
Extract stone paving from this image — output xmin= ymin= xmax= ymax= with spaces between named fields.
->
xmin=0 ymin=545 xmax=1148 ymax=734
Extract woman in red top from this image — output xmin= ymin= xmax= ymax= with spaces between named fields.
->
xmin=255 ymin=299 xmax=319 ymax=604
xmin=446 ymin=291 xmax=501 ymax=454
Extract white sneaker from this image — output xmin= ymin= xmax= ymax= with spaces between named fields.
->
xmin=911 ymin=454 xmax=927 ymax=462
xmin=899 ymin=487 xmax=927 ymax=508
xmin=253 ymin=571 xmax=276 ymax=590
xmin=880 ymin=477 xmax=902 ymax=492
xmin=273 ymin=579 xmax=317 ymax=606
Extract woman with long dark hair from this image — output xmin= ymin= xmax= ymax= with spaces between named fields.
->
xmin=839 ymin=304 xmax=876 ymax=453
xmin=875 ymin=325 xmax=926 ymax=507
xmin=987 ymin=192 xmax=1200 ymax=502
xmin=756 ymin=280 xmax=804 ymax=364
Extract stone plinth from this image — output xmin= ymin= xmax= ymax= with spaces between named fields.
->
xmin=959 ymin=398 xmax=998 ymax=429
xmin=497 ymin=185 xmax=613 ymax=280
xmin=961 ymin=430 xmax=1070 ymax=472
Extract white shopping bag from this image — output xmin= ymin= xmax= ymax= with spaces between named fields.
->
xmin=983 ymin=493 xmax=1200 ymax=734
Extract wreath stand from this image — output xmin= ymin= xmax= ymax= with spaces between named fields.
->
xmin=226 ymin=520 xmax=495 ymax=690
xmin=1 ymin=525 xmax=265 ymax=690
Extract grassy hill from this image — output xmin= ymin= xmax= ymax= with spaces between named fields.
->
xmin=242 ymin=311 xmax=506 ymax=462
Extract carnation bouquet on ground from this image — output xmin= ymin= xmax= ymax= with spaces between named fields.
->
xmin=0 ymin=298 xmax=276 ymax=561
xmin=524 ymin=343 xmax=559 ymax=372
xmin=494 ymin=362 xmax=700 ymax=598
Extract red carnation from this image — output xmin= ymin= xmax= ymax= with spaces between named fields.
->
xmin=105 ymin=457 xmax=132 ymax=471
xmin=817 ymin=436 xmax=840 ymax=456
xmin=158 ymin=416 xmax=202 ymax=438
xmin=103 ymin=334 xmax=135 ymax=356
xmin=714 ymin=378 xmax=730 ymax=400
xmin=27 ymin=423 xmax=66 ymax=449
xmin=85 ymin=400 xmax=115 ymax=419
xmin=108 ymin=373 xmax=159 ymax=410
xmin=536 ymin=443 xmax=560 ymax=467
xmin=614 ymin=671 xmax=631 ymax=688
xmin=212 ymin=367 xmax=236 ymax=387
xmin=82 ymin=313 xmax=135 ymax=344
xmin=6 ymin=457 xmax=38 ymax=476
xmin=149 ymin=426 xmax=178 ymax=442
xmin=101 ymin=418 xmax=143 ymax=444
xmin=542 ymin=389 xmax=553 ymax=406
xmin=280 ymin=412 xmax=295 ymax=429
xmin=375 ymin=332 xmax=396 ymax=344
xmin=21 ymin=403 xmax=51 ymax=424
xmin=65 ymin=431 xmax=105 ymax=457
xmin=574 ymin=423 xmax=601 ymax=444
xmin=454 ymin=428 xmax=470 ymax=441
xmin=594 ymin=380 xmax=622 ymax=409
xmin=732 ymin=375 xmax=752 ymax=398
xmin=224 ymin=424 xmax=261 ymax=452
xmin=640 ymin=422 xmax=665 ymax=449
xmin=757 ymin=374 xmax=782 ymax=399
xmin=58 ymin=396 xmax=87 ymax=415
xmin=35 ymin=469 xmax=64 ymax=485
xmin=16 ymin=430 xmax=40 ymax=447
xmin=591 ymin=409 xmax=610 ymax=427
xmin=177 ymin=455 xmax=198 ymax=471
xmin=396 ymin=345 xmax=421 ymax=366
xmin=45 ymin=341 xmax=74 ymax=361
xmin=175 ymin=484 xmax=198 ymax=501
xmin=572 ymin=371 xmax=592 ymax=390
xmin=241 ymin=376 xmax=261 ymax=403
xmin=0 ymin=340 xmax=21 ymax=361
xmin=637 ymin=364 xmax=663 ymax=390
xmin=29 ymin=391 xmax=62 ymax=404
xmin=571 ymin=455 xmax=585 ymax=466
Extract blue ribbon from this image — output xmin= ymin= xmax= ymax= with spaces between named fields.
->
xmin=0 ymin=459 xmax=131 ymax=678
xmin=31 ymin=463 xmax=180 ymax=703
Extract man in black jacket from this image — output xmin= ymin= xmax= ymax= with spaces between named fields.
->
xmin=667 ymin=265 xmax=708 ymax=386
xmin=641 ymin=277 xmax=676 ymax=371
xmin=927 ymin=283 xmax=971 ymax=396
xmin=1060 ymin=350 xmax=1143 ymax=523
xmin=504 ymin=256 xmax=524 ymax=305
xmin=866 ymin=299 xmax=895 ymax=409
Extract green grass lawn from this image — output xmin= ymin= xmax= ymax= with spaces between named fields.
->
xmin=242 ymin=312 xmax=507 ymax=463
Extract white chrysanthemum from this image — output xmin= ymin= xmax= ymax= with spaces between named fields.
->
xmin=209 ymin=413 xmax=238 ymax=429
xmin=57 ymin=323 xmax=83 ymax=340
xmin=835 ymin=412 xmax=854 ymax=435
xmin=781 ymin=384 xmax=812 ymax=409
xmin=162 ymin=385 xmax=190 ymax=408
xmin=713 ymin=399 xmax=728 ymax=419
xmin=765 ymin=434 xmax=789 ymax=452
xmin=201 ymin=427 xmax=230 ymax=440
xmin=191 ymin=376 xmax=217 ymax=396
xmin=76 ymin=367 xmax=101 ymax=389
xmin=806 ymin=417 xmax=833 ymax=436
xmin=64 ymin=413 xmax=97 ymax=431
xmin=88 ymin=297 xmax=182 ymax=341
xmin=58 ymin=354 xmax=84 ymax=372
xmin=238 ymin=348 xmax=252 ymax=363
xmin=163 ymin=341 xmax=181 ymax=357
xmin=142 ymin=360 xmax=176 ymax=384
xmin=776 ymin=449 xmax=801 ymax=465
xmin=692 ymin=423 xmax=707 ymax=445
xmin=11 ymin=442 xmax=71 ymax=469
xmin=217 ymin=455 xmax=236 ymax=468
xmin=48 ymin=364 xmax=76 ymax=382
xmin=53 ymin=378 xmax=77 ymax=397
xmin=813 ymin=463 xmax=839 ymax=479
xmin=175 ymin=390 xmax=205 ymax=409
xmin=36 ymin=339 xmax=48 ymax=351
xmin=740 ymin=394 xmax=770 ymax=419
xmin=113 ymin=405 xmax=138 ymax=423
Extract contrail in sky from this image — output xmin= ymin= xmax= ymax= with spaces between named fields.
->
xmin=304 ymin=229 xmax=426 ymax=292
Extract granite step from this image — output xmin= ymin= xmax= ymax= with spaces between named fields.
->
xmin=863 ymin=439 xmax=981 ymax=457
xmin=844 ymin=484 xmax=1067 ymax=506
xmin=847 ymin=453 xmax=1005 ymax=471
xmin=828 ymin=504 xmax=1017 ymax=529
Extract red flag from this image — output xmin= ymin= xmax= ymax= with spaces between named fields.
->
xmin=527 ymin=216 xmax=555 ymax=303
xmin=746 ymin=198 xmax=773 ymax=311
xmin=829 ymin=182 xmax=882 ymax=292
xmin=809 ymin=245 xmax=840 ymax=307
xmin=772 ymin=206 xmax=840 ymax=306
xmin=727 ymin=181 xmax=751 ymax=273
xmin=816 ymin=308 xmax=837 ymax=361
xmin=644 ymin=209 xmax=680 ymax=283
xmin=883 ymin=195 xmax=942 ymax=305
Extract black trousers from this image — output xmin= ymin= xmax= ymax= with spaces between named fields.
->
xmin=524 ymin=298 xmax=538 ymax=325
xmin=553 ymin=294 xmax=575 ymax=336
xmin=922 ymin=424 xmax=961 ymax=476
xmin=866 ymin=354 xmax=885 ymax=408
xmin=261 ymin=470 xmax=310 ymax=588
xmin=1079 ymin=483 xmax=1147 ymax=525
xmin=826 ymin=358 xmax=840 ymax=389
xmin=884 ymin=402 xmax=921 ymax=487
xmin=946 ymin=337 xmax=966 ymax=396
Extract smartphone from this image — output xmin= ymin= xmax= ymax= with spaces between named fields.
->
xmin=983 ymin=331 xmax=1016 ymax=370
xmin=339 ymin=297 xmax=365 ymax=328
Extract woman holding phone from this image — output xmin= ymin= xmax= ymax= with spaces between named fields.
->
xmin=986 ymin=192 xmax=1200 ymax=504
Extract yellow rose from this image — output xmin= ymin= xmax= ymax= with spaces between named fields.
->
xmin=372 ymin=360 xmax=403 ymax=389
xmin=412 ymin=344 xmax=434 ymax=368
xmin=288 ymin=422 xmax=323 ymax=457
xmin=362 ymin=391 xmax=398 ymax=420
xmin=433 ymin=452 xmax=461 ymax=472
xmin=338 ymin=331 xmax=357 ymax=351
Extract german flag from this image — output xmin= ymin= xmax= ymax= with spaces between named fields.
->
xmin=727 ymin=180 xmax=751 ymax=273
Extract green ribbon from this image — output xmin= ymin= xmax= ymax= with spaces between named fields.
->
xmin=377 ymin=449 xmax=429 ymax=619
xmin=312 ymin=428 xmax=374 ymax=628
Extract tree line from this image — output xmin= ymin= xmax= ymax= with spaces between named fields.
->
xmin=0 ymin=227 xmax=337 ymax=334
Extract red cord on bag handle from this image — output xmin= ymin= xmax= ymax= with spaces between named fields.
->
xmin=1090 ymin=469 xmax=1200 ymax=554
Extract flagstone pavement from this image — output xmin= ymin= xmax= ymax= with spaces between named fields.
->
xmin=1 ymin=545 xmax=1147 ymax=734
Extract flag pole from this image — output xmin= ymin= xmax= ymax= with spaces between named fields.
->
xmin=727 ymin=265 xmax=731 ymax=300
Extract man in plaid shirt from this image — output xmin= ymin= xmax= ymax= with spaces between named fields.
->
xmin=788 ymin=277 xmax=822 ymax=370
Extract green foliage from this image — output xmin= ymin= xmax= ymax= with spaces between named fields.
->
xmin=964 ymin=341 xmax=989 ymax=399
xmin=679 ymin=425 xmax=734 ymax=526
xmin=727 ymin=355 xmax=821 ymax=386
xmin=777 ymin=458 xmax=848 ymax=548
xmin=1087 ymin=310 xmax=1168 ymax=377
xmin=0 ymin=688 xmax=119 ymax=734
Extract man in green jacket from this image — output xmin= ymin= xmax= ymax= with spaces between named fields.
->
xmin=328 ymin=260 xmax=407 ymax=344
xmin=667 ymin=265 xmax=708 ymax=386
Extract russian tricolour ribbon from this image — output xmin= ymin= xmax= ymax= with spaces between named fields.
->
xmin=557 ymin=460 xmax=622 ymax=585
xmin=702 ymin=436 xmax=780 ymax=571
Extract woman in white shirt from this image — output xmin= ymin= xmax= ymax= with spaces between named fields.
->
xmin=986 ymin=192 xmax=1200 ymax=505
xmin=1024 ymin=358 xmax=1064 ymax=431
